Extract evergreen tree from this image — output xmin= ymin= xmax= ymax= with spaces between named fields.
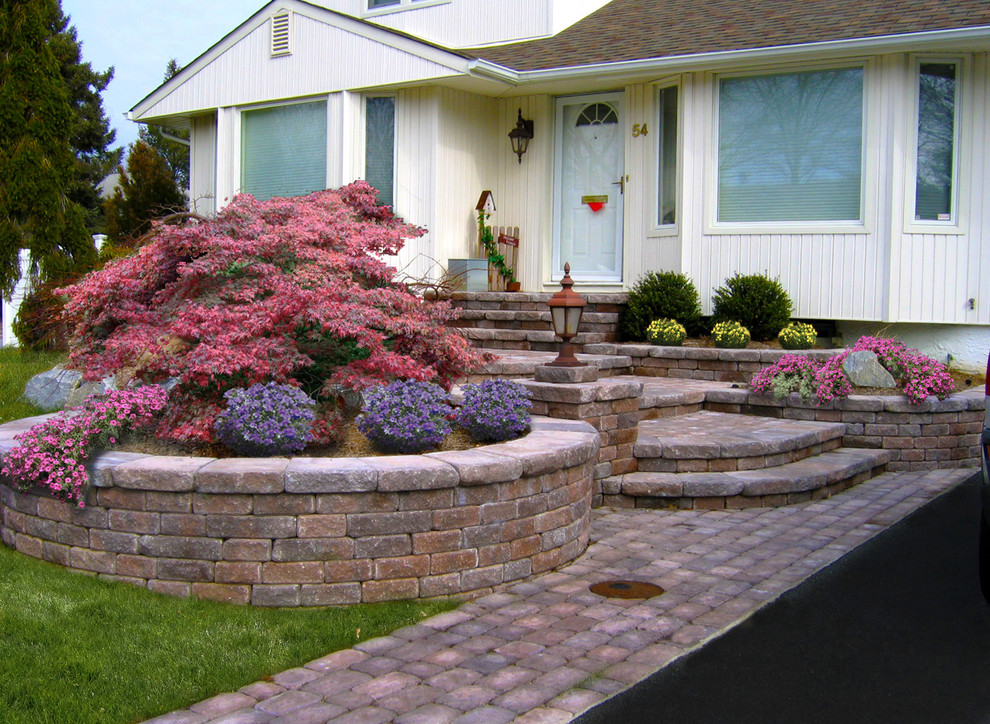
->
xmin=0 ymin=0 xmax=98 ymax=298
xmin=50 ymin=6 xmax=122 ymax=232
xmin=138 ymin=60 xmax=189 ymax=191
xmin=104 ymin=140 xmax=187 ymax=249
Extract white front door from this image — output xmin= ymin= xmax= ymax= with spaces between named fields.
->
xmin=553 ymin=93 xmax=624 ymax=283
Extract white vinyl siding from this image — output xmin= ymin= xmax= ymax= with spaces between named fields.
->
xmin=240 ymin=100 xmax=327 ymax=200
xmin=716 ymin=67 xmax=865 ymax=223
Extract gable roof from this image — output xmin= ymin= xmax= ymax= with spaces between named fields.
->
xmin=471 ymin=0 xmax=990 ymax=72
xmin=130 ymin=0 xmax=476 ymax=121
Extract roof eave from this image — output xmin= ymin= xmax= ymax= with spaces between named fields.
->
xmin=471 ymin=24 xmax=990 ymax=86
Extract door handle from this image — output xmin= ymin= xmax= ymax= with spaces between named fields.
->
xmin=612 ymin=177 xmax=625 ymax=194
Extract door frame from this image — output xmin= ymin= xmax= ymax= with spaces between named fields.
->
xmin=551 ymin=91 xmax=625 ymax=284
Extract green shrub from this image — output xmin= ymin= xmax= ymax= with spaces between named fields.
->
xmin=778 ymin=321 xmax=818 ymax=350
xmin=646 ymin=318 xmax=687 ymax=346
xmin=711 ymin=273 xmax=792 ymax=341
xmin=12 ymin=281 xmax=70 ymax=352
xmin=711 ymin=320 xmax=750 ymax=349
xmin=620 ymin=271 xmax=702 ymax=341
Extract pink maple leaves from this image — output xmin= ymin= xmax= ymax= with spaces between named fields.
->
xmin=58 ymin=183 xmax=485 ymax=443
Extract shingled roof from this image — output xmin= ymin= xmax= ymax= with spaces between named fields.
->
xmin=470 ymin=0 xmax=990 ymax=72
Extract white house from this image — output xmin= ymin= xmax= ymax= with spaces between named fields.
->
xmin=128 ymin=0 xmax=990 ymax=369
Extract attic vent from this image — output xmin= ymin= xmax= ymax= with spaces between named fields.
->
xmin=271 ymin=12 xmax=291 ymax=56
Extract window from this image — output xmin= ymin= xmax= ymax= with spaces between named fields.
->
xmin=241 ymin=101 xmax=327 ymax=200
xmin=657 ymin=86 xmax=677 ymax=226
xmin=367 ymin=0 xmax=430 ymax=9
xmin=716 ymin=67 xmax=864 ymax=223
xmin=914 ymin=62 xmax=958 ymax=222
xmin=365 ymin=96 xmax=396 ymax=208
xmin=576 ymin=103 xmax=618 ymax=126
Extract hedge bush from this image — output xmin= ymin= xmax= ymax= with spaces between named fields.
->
xmin=711 ymin=273 xmax=792 ymax=341
xmin=620 ymin=271 xmax=702 ymax=341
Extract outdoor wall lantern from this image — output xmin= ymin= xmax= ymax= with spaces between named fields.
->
xmin=508 ymin=108 xmax=534 ymax=163
xmin=547 ymin=262 xmax=587 ymax=367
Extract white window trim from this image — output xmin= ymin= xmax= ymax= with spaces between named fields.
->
xmin=364 ymin=0 xmax=449 ymax=18
xmin=361 ymin=94 xmax=397 ymax=208
xmin=233 ymin=96 xmax=332 ymax=197
xmin=903 ymin=55 xmax=966 ymax=235
xmin=649 ymin=78 xmax=681 ymax=238
xmin=703 ymin=58 xmax=878 ymax=236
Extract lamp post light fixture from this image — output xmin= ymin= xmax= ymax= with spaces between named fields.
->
xmin=508 ymin=108 xmax=534 ymax=164
xmin=547 ymin=262 xmax=587 ymax=367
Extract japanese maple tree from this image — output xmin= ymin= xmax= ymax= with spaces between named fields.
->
xmin=58 ymin=182 xmax=486 ymax=443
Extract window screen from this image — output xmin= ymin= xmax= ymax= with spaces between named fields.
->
xmin=915 ymin=62 xmax=956 ymax=222
xmin=657 ymin=86 xmax=677 ymax=226
xmin=241 ymin=101 xmax=327 ymax=201
xmin=717 ymin=67 xmax=864 ymax=223
xmin=365 ymin=97 xmax=396 ymax=208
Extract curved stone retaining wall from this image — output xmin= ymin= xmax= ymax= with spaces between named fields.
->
xmin=0 ymin=417 xmax=599 ymax=606
xmin=703 ymin=386 xmax=983 ymax=471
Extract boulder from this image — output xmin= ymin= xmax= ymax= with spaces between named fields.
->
xmin=843 ymin=350 xmax=896 ymax=388
xmin=23 ymin=365 xmax=84 ymax=412
xmin=64 ymin=376 xmax=118 ymax=409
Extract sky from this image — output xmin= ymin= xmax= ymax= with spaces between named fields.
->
xmin=60 ymin=0 xmax=267 ymax=148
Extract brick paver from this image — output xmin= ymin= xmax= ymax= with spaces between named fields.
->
xmin=144 ymin=468 xmax=972 ymax=723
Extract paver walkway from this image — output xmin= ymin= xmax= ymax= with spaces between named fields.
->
xmin=146 ymin=467 xmax=973 ymax=724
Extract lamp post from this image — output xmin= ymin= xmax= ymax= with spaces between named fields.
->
xmin=547 ymin=262 xmax=586 ymax=367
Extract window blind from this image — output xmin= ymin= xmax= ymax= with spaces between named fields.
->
xmin=241 ymin=101 xmax=327 ymax=201
xmin=717 ymin=68 xmax=864 ymax=223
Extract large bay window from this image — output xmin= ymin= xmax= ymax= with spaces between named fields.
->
xmin=716 ymin=67 xmax=864 ymax=223
xmin=913 ymin=61 xmax=958 ymax=223
xmin=241 ymin=100 xmax=327 ymax=200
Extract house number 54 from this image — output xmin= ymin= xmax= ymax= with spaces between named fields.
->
xmin=632 ymin=123 xmax=649 ymax=137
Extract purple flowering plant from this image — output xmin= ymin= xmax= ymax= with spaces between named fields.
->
xmin=214 ymin=383 xmax=316 ymax=456
xmin=749 ymin=336 xmax=954 ymax=406
xmin=455 ymin=379 xmax=532 ymax=442
xmin=1 ymin=386 xmax=168 ymax=506
xmin=356 ymin=379 xmax=453 ymax=453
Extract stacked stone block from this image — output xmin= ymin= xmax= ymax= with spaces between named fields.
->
xmin=703 ymin=387 xmax=983 ymax=471
xmin=0 ymin=417 xmax=599 ymax=606
xmin=449 ymin=292 xmax=626 ymax=352
xmin=582 ymin=344 xmax=839 ymax=382
xmin=520 ymin=377 xmax=643 ymax=506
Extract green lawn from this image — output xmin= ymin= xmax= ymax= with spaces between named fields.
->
xmin=0 ymin=348 xmax=457 ymax=723
xmin=0 ymin=347 xmax=65 ymax=422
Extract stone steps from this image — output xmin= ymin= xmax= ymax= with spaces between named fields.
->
xmin=603 ymin=447 xmax=893 ymax=509
xmin=634 ymin=410 xmax=847 ymax=473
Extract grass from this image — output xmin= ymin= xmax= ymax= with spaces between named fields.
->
xmin=0 ymin=348 xmax=458 ymax=723
xmin=0 ymin=347 xmax=66 ymax=423
xmin=0 ymin=547 xmax=453 ymax=723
